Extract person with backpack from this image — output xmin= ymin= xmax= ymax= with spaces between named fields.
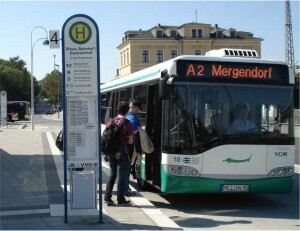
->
xmin=103 ymin=101 xmax=133 ymax=205
xmin=124 ymin=99 xmax=143 ymax=196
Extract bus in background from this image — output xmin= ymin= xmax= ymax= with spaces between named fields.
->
xmin=100 ymin=49 xmax=295 ymax=194
xmin=7 ymin=101 xmax=30 ymax=122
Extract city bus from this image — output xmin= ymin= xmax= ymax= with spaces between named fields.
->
xmin=7 ymin=101 xmax=29 ymax=122
xmin=100 ymin=49 xmax=295 ymax=194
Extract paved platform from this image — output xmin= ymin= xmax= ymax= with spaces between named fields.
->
xmin=0 ymin=125 xmax=181 ymax=230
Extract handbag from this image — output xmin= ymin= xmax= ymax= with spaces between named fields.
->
xmin=138 ymin=127 xmax=154 ymax=154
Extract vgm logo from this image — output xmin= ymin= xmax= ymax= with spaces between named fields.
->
xmin=69 ymin=21 xmax=92 ymax=44
xmin=275 ymin=152 xmax=287 ymax=157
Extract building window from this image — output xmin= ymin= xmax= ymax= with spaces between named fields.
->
xmin=192 ymin=29 xmax=196 ymax=38
xmin=121 ymin=53 xmax=123 ymax=66
xmin=230 ymin=31 xmax=236 ymax=38
xmin=156 ymin=30 xmax=163 ymax=38
xmin=192 ymin=29 xmax=203 ymax=38
xmin=142 ymin=50 xmax=149 ymax=63
xmin=156 ymin=50 xmax=164 ymax=62
xmin=170 ymin=30 xmax=177 ymax=38
xmin=194 ymin=49 xmax=202 ymax=55
xmin=127 ymin=50 xmax=129 ymax=64
xmin=171 ymin=49 xmax=178 ymax=58
xmin=197 ymin=29 xmax=203 ymax=38
xmin=217 ymin=30 xmax=223 ymax=38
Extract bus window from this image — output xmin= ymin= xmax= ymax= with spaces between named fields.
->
xmin=133 ymin=85 xmax=147 ymax=125
xmin=101 ymin=92 xmax=112 ymax=124
xmin=162 ymin=83 xmax=293 ymax=154
xmin=261 ymin=104 xmax=292 ymax=136
xmin=118 ymin=87 xmax=132 ymax=104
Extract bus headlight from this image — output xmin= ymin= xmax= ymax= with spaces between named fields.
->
xmin=268 ymin=166 xmax=294 ymax=177
xmin=165 ymin=165 xmax=199 ymax=177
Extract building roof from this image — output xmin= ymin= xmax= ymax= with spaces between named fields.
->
xmin=121 ymin=22 xmax=262 ymax=42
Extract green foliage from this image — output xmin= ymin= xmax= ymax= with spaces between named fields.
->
xmin=41 ymin=70 xmax=62 ymax=106
xmin=0 ymin=57 xmax=35 ymax=101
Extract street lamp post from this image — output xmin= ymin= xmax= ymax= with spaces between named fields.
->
xmin=54 ymin=55 xmax=60 ymax=120
xmin=31 ymin=26 xmax=49 ymax=131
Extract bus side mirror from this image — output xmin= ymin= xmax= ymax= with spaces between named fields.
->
xmin=159 ymin=70 xmax=168 ymax=99
xmin=159 ymin=78 xmax=166 ymax=99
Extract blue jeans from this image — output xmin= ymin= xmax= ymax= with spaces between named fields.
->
xmin=124 ymin=164 xmax=131 ymax=193
xmin=104 ymin=153 xmax=130 ymax=201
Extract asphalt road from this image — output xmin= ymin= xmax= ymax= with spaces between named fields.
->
xmin=134 ymin=174 xmax=299 ymax=230
xmin=8 ymin=105 xmax=299 ymax=230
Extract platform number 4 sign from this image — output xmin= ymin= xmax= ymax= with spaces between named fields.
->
xmin=49 ymin=30 xmax=60 ymax=49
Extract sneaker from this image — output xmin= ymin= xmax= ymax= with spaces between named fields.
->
xmin=104 ymin=198 xmax=115 ymax=205
xmin=118 ymin=199 xmax=131 ymax=205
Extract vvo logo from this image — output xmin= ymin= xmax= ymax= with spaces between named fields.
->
xmin=80 ymin=162 xmax=98 ymax=167
xmin=275 ymin=152 xmax=288 ymax=157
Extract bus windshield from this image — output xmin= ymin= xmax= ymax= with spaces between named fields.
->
xmin=162 ymin=82 xmax=294 ymax=154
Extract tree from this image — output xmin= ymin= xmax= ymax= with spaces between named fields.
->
xmin=0 ymin=57 xmax=33 ymax=101
xmin=41 ymin=70 xmax=62 ymax=106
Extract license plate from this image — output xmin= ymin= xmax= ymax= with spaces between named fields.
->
xmin=221 ymin=184 xmax=249 ymax=192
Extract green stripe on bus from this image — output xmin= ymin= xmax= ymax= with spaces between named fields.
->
xmin=101 ymin=71 xmax=159 ymax=91
xmin=160 ymin=166 xmax=294 ymax=193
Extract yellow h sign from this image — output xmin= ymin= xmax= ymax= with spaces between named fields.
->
xmin=69 ymin=21 xmax=92 ymax=44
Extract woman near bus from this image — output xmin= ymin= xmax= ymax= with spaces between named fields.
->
xmin=104 ymin=101 xmax=134 ymax=205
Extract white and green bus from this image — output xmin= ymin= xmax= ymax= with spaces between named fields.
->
xmin=100 ymin=49 xmax=295 ymax=194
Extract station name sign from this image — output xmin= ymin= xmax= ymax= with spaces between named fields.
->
xmin=177 ymin=60 xmax=289 ymax=84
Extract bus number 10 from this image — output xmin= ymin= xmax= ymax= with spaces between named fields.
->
xmin=173 ymin=157 xmax=181 ymax=162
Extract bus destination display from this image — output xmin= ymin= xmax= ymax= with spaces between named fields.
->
xmin=177 ymin=60 xmax=289 ymax=84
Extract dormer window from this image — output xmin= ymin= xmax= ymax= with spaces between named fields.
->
xmin=230 ymin=30 xmax=236 ymax=38
xmin=156 ymin=30 xmax=163 ymax=38
xmin=216 ymin=30 xmax=223 ymax=38
xmin=170 ymin=30 xmax=177 ymax=38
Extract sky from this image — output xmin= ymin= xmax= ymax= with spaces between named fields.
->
xmin=0 ymin=0 xmax=299 ymax=83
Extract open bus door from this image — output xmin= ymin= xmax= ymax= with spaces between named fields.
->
xmin=137 ymin=84 xmax=162 ymax=190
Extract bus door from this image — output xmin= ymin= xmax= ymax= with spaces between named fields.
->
xmin=145 ymin=84 xmax=162 ymax=188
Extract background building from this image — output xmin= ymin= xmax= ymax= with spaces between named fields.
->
xmin=117 ymin=22 xmax=263 ymax=77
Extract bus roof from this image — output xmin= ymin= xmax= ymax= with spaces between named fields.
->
xmin=100 ymin=55 xmax=288 ymax=93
